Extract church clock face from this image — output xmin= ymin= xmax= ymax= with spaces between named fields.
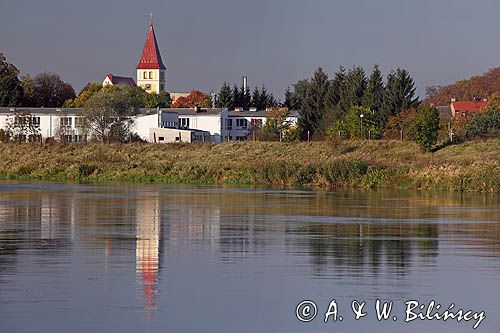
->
xmin=145 ymin=84 xmax=151 ymax=90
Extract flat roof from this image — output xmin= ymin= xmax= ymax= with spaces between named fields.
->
xmin=228 ymin=110 xmax=299 ymax=118
xmin=171 ymin=108 xmax=225 ymax=116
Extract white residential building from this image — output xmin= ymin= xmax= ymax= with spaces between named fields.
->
xmin=227 ymin=109 xmax=299 ymax=141
xmin=0 ymin=107 xmax=85 ymax=142
xmin=174 ymin=108 xmax=229 ymax=143
xmin=0 ymin=107 xmax=297 ymax=143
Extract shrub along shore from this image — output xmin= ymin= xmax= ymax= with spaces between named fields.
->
xmin=0 ymin=140 xmax=498 ymax=193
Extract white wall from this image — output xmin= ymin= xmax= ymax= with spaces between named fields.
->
xmin=179 ymin=109 xmax=228 ymax=143
xmin=0 ymin=112 xmax=84 ymax=141
xmin=132 ymin=111 xmax=179 ymax=142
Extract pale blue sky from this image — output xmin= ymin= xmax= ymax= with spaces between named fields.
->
xmin=1 ymin=0 xmax=499 ymax=99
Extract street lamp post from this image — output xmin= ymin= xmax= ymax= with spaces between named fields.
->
xmin=359 ymin=113 xmax=364 ymax=139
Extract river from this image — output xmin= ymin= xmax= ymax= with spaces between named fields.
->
xmin=0 ymin=182 xmax=499 ymax=332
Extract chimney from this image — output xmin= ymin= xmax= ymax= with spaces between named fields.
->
xmin=242 ymin=76 xmax=248 ymax=92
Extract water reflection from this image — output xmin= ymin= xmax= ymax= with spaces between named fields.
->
xmin=0 ymin=183 xmax=499 ymax=332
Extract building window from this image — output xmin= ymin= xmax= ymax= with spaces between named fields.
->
xmin=149 ymin=71 xmax=153 ymax=79
xmin=75 ymin=117 xmax=84 ymax=127
xmin=32 ymin=117 xmax=41 ymax=127
xmin=64 ymin=135 xmax=73 ymax=142
xmin=179 ymin=118 xmax=190 ymax=129
xmin=60 ymin=117 xmax=72 ymax=127
xmin=236 ymin=118 xmax=248 ymax=128
xmin=227 ymin=119 xmax=233 ymax=130
xmin=158 ymin=137 xmax=165 ymax=141
xmin=143 ymin=71 xmax=147 ymax=79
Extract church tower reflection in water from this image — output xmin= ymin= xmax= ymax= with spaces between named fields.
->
xmin=135 ymin=191 xmax=161 ymax=320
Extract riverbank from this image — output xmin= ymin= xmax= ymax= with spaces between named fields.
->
xmin=0 ymin=139 xmax=498 ymax=192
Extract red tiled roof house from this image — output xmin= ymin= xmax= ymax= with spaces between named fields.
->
xmin=450 ymin=100 xmax=487 ymax=117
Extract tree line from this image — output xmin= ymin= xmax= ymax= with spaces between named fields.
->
xmin=214 ymin=81 xmax=277 ymax=110
xmin=283 ymin=66 xmax=419 ymax=140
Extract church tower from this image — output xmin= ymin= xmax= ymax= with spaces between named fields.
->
xmin=136 ymin=18 xmax=166 ymax=94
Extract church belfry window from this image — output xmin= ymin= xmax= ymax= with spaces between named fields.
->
xmin=149 ymin=71 xmax=153 ymax=79
xmin=143 ymin=71 xmax=147 ymax=79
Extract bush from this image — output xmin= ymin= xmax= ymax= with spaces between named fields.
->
xmin=414 ymin=106 xmax=440 ymax=152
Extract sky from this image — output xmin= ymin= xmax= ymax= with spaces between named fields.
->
xmin=1 ymin=0 xmax=500 ymax=100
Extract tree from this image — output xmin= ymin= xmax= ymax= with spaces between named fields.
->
xmin=327 ymin=106 xmax=381 ymax=140
xmin=64 ymin=82 xmax=102 ymax=107
xmin=466 ymin=92 xmax=500 ymax=138
xmin=425 ymin=85 xmax=442 ymax=100
xmin=338 ymin=66 xmax=367 ymax=115
xmin=241 ymin=85 xmax=251 ymax=110
xmin=383 ymin=108 xmax=419 ymax=140
xmin=0 ymin=53 xmax=24 ymax=107
xmin=4 ymin=110 xmax=41 ymax=142
xmin=143 ymin=90 xmax=171 ymax=108
xmin=382 ymin=69 xmax=419 ymax=125
xmin=299 ymin=67 xmax=329 ymax=139
xmin=414 ymin=106 xmax=440 ymax=152
xmin=216 ymin=82 xmax=233 ymax=108
xmin=20 ymin=74 xmax=35 ymax=106
xmin=81 ymin=88 xmax=141 ymax=143
xmin=24 ymin=72 xmax=76 ymax=107
xmin=172 ymin=90 xmax=211 ymax=108
xmin=425 ymin=67 xmax=500 ymax=105
xmin=257 ymin=107 xmax=292 ymax=141
xmin=285 ymin=80 xmax=309 ymax=111
xmin=363 ymin=65 xmax=385 ymax=115
xmin=251 ymin=85 xmax=276 ymax=110
xmin=326 ymin=66 xmax=346 ymax=110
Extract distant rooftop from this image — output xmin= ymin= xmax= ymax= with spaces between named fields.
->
xmin=105 ymin=74 xmax=136 ymax=87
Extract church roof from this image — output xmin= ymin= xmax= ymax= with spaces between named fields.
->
xmin=137 ymin=20 xmax=166 ymax=70
xmin=105 ymin=74 xmax=136 ymax=87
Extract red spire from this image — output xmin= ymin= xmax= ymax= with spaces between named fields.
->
xmin=137 ymin=19 xmax=166 ymax=70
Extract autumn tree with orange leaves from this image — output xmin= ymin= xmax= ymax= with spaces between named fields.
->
xmin=172 ymin=90 xmax=211 ymax=108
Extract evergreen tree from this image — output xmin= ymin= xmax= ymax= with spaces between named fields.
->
xmin=338 ymin=66 xmax=367 ymax=115
xmin=216 ymin=82 xmax=233 ymax=108
xmin=241 ymin=85 xmax=251 ymax=110
xmin=382 ymin=68 xmax=419 ymax=125
xmin=299 ymin=67 xmax=329 ymax=139
xmin=0 ymin=53 xmax=24 ymax=107
xmin=252 ymin=85 xmax=276 ymax=110
xmin=284 ymin=87 xmax=297 ymax=110
xmin=232 ymin=84 xmax=242 ymax=109
xmin=251 ymin=86 xmax=261 ymax=109
xmin=363 ymin=65 xmax=385 ymax=125
xmin=326 ymin=66 xmax=346 ymax=110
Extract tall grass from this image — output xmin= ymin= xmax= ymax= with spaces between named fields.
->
xmin=0 ymin=139 xmax=498 ymax=192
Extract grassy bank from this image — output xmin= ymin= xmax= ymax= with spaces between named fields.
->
xmin=0 ymin=140 xmax=498 ymax=192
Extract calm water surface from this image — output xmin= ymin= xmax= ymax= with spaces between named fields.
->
xmin=0 ymin=182 xmax=499 ymax=333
